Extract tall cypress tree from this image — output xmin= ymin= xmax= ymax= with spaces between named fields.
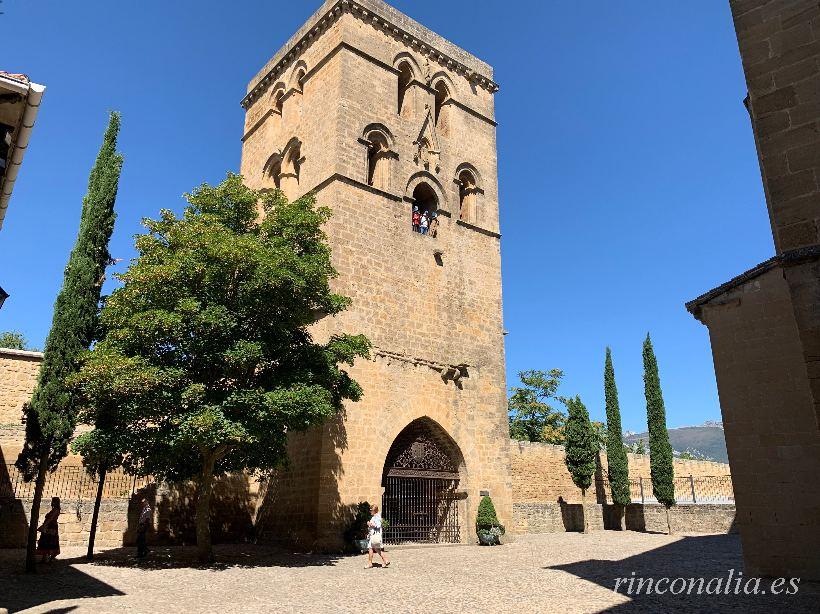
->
xmin=562 ymin=395 xmax=598 ymax=534
xmin=16 ymin=113 xmax=122 ymax=572
xmin=642 ymin=333 xmax=675 ymax=533
xmin=604 ymin=347 xmax=630 ymax=528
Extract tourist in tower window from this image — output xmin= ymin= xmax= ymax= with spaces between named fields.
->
xmin=412 ymin=205 xmax=421 ymax=233
xmin=419 ymin=211 xmax=430 ymax=235
xmin=365 ymin=504 xmax=390 ymax=569
xmin=428 ymin=211 xmax=439 ymax=238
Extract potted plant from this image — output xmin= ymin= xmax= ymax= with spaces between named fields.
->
xmin=476 ymin=495 xmax=505 ymax=546
xmin=344 ymin=501 xmax=372 ymax=553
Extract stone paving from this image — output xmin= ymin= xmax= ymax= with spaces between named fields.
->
xmin=1 ymin=532 xmax=818 ymax=613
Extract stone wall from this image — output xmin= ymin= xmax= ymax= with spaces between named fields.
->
xmin=0 ymin=349 xmax=41 ymax=426
xmin=510 ymin=440 xmax=732 ymax=505
xmin=513 ymin=503 xmax=737 ymax=536
xmin=0 ymin=498 xmax=132 ymax=549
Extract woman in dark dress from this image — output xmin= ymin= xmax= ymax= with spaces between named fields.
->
xmin=37 ymin=497 xmax=61 ymax=562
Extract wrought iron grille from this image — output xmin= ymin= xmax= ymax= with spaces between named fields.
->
xmin=0 ymin=464 xmax=152 ymax=500
xmin=383 ymin=476 xmax=460 ymax=544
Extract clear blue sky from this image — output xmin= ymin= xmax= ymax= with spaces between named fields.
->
xmin=0 ymin=1 xmax=772 ymax=433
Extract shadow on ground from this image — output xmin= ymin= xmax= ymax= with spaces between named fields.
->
xmin=0 ymin=555 xmax=123 ymax=613
xmin=0 ymin=544 xmax=347 ymax=612
xmin=84 ymin=543 xmax=346 ymax=570
xmin=547 ymin=534 xmax=820 ymax=612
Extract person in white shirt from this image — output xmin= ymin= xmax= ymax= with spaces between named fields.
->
xmin=365 ymin=504 xmax=390 ymax=568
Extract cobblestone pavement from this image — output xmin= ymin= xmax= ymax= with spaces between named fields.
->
xmin=1 ymin=532 xmax=818 ymax=613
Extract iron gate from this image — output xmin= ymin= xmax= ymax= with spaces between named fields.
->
xmin=381 ymin=432 xmax=461 ymax=544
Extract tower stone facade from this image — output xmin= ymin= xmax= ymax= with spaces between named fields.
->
xmin=688 ymin=1 xmax=820 ymax=579
xmin=239 ymin=0 xmax=511 ymax=548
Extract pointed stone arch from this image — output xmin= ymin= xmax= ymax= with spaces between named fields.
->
xmin=381 ymin=417 xmax=466 ymax=544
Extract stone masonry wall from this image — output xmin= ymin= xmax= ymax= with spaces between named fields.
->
xmin=698 ymin=264 xmax=820 ymax=578
xmin=510 ymin=440 xmax=732 ymax=505
xmin=0 ymin=349 xmax=41 ymax=426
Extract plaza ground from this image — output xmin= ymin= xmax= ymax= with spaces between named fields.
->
xmin=1 ymin=532 xmax=818 ymax=613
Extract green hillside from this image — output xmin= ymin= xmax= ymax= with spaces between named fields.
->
xmin=623 ymin=424 xmax=728 ymax=464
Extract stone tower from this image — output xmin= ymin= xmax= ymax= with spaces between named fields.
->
xmin=687 ymin=1 xmax=820 ymax=579
xmin=239 ymin=0 xmax=511 ymax=548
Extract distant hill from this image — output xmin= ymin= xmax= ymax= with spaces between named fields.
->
xmin=623 ymin=423 xmax=728 ymax=463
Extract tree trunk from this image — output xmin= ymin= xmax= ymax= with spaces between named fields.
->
xmin=86 ymin=465 xmax=107 ymax=561
xmin=195 ymin=452 xmax=217 ymax=564
xmin=665 ymin=505 xmax=673 ymax=535
xmin=619 ymin=504 xmax=626 ymax=531
xmin=25 ymin=454 xmax=50 ymax=573
xmin=581 ymin=488 xmax=589 ymax=534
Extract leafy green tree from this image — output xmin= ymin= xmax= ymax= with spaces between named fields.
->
xmin=0 ymin=331 xmax=33 ymax=350
xmin=77 ymin=175 xmax=370 ymax=563
xmin=643 ymin=333 xmax=675 ymax=533
xmin=70 ymin=351 xmax=176 ymax=559
xmin=603 ymin=347 xmax=630 ymax=528
xmin=562 ymin=395 xmax=598 ymax=533
xmin=16 ymin=113 xmax=122 ymax=572
xmin=508 ymin=369 xmax=565 ymax=443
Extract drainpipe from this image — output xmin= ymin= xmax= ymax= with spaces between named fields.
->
xmin=0 ymin=78 xmax=46 ymax=230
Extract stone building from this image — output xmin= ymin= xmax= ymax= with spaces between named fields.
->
xmin=687 ymin=1 xmax=820 ymax=579
xmin=239 ymin=0 xmax=511 ymax=548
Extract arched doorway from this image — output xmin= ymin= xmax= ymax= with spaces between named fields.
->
xmin=381 ymin=418 xmax=463 ymax=544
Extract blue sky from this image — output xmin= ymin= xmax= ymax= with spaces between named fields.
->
xmin=0 ymin=1 xmax=772 ymax=433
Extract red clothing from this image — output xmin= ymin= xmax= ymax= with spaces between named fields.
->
xmin=412 ymin=212 xmax=421 ymax=226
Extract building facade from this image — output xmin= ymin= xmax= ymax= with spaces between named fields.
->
xmin=687 ymin=1 xmax=820 ymax=579
xmin=239 ymin=0 xmax=511 ymax=548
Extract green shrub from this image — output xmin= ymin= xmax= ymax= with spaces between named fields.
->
xmin=476 ymin=495 xmax=505 ymax=536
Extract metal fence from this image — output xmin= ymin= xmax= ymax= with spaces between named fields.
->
xmin=595 ymin=475 xmax=734 ymax=505
xmin=0 ymin=464 xmax=153 ymax=500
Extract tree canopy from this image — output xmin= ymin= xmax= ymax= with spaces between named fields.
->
xmin=0 ymin=331 xmax=35 ymax=351
xmin=508 ymin=369 xmax=566 ymax=443
xmin=71 ymin=175 xmax=370 ymax=562
xmin=604 ymin=347 xmax=631 ymax=509
xmin=643 ymin=334 xmax=675 ymax=509
xmin=562 ymin=395 xmax=598 ymax=494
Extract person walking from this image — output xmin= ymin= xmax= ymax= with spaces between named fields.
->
xmin=36 ymin=497 xmax=61 ymax=563
xmin=136 ymin=498 xmax=152 ymax=559
xmin=365 ymin=504 xmax=390 ymax=569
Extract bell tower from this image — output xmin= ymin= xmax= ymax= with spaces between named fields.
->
xmin=240 ymin=0 xmax=510 ymax=548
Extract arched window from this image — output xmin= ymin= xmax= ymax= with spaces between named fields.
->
xmin=397 ymin=61 xmax=413 ymax=117
xmin=412 ymin=182 xmax=438 ymax=236
xmin=280 ymin=141 xmax=301 ymax=199
xmin=295 ymin=68 xmax=306 ymax=92
xmin=458 ymin=170 xmax=478 ymax=224
xmin=262 ymin=157 xmax=282 ymax=191
xmin=367 ymin=131 xmax=390 ymax=190
xmin=434 ymin=81 xmax=450 ymax=129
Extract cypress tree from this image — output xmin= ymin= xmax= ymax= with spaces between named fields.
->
xmin=604 ymin=347 xmax=630 ymax=528
xmin=562 ymin=395 xmax=598 ymax=534
xmin=642 ymin=333 xmax=675 ymax=533
xmin=16 ymin=113 xmax=122 ymax=572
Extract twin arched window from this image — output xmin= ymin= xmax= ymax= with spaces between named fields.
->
xmin=367 ymin=131 xmax=391 ymax=190
xmin=263 ymin=140 xmax=302 ymax=200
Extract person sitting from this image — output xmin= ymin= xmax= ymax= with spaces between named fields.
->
xmin=412 ymin=206 xmax=421 ymax=232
